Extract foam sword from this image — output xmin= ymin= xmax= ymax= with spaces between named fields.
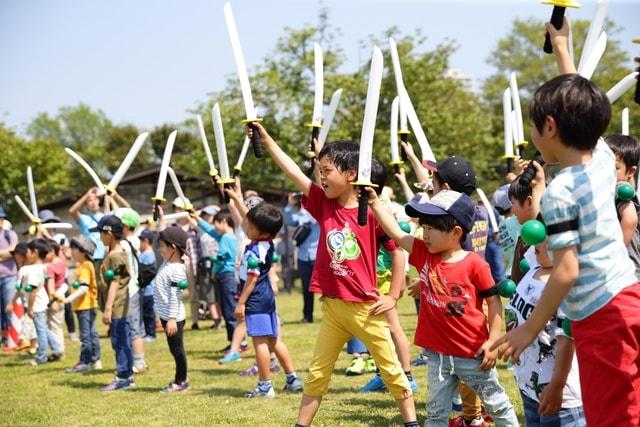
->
xmin=502 ymin=88 xmax=516 ymax=173
xmin=389 ymin=38 xmax=411 ymax=162
xmin=317 ymin=88 xmax=343 ymax=152
xmin=607 ymin=71 xmax=640 ymax=104
xmin=306 ymin=43 xmax=324 ymax=160
xmin=64 ymin=148 xmax=105 ymax=194
xmin=389 ymin=96 xmax=403 ymax=179
xmin=152 ymin=130 xmax=177 ymax=221
xmin=104 ymin=132 xmax=149 ymax=195
xmin=196 ymin=114 xmax=220 ymax=185
xmin=223 ymin=1 xmax=263 ymax=158
xmin=167 ymin=167 xmax=193 ymax=212
xmin=541 ymin=0 xmax=581 ymax=54
xmin=212 ymin=102 xmax=235 ymax=204
xmin=353 ymin=45 xmax=383 ymax=226
xmin=577 ymin=0 xmax=608 ymax=75
xmin=622 ymin=108 xmax=629 ymax=136
xmin=509 ymin=72 xmax=527 ymax=158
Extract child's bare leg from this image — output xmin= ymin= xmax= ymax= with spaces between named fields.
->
xmin=253 ymin=336 xmax=271 ymax=381
xmin=272 ymin=335 xmax=295 ymax=373
xmin=397 ymin=396 xmax=417 ymax=424
xmin=229 ymin=320 xmax=246 ymax=352
xmin=386 ymin=308 xmax=411 ymax=372
xmin=297 ymin=395 xmax=322 ymax=426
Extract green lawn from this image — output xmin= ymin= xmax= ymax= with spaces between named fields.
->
xmin=0 ymin=289 xmax=523 ymax=426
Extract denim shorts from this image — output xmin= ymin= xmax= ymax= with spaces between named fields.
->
xmin=127 ymin=291 xmax=144 ymax=340
xmin=520 ymin=391 xmax=586 ymax=427
xmin=245 ymin=311 xmax=278 ymax=338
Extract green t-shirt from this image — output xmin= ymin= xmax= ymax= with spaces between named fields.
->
xmin=98 ymin=250 xmax=130 ymax=319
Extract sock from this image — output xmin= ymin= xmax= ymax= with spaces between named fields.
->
xmin=258 ymin=379 xmax=272 ymax=390
xmin=134 ymin=353 xmax=145 ymax=365
xmin=404 ymin=422 xmax=418 ymax=427
xmin=405 ymin=371 xmax=413 ymax=382
xmin=286 ymin=371 xmax=297 ymax=380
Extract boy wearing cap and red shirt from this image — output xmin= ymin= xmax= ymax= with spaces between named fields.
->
xmin=92 ymin=215 xmax=134 ymax=392
xmin=367 ymin=188 xmax=518 ymax=426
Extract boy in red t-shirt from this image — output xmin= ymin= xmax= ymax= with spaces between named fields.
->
xmin=367 ymin=188 xmax=518 ymax=426
xmin=247 ymin=123 xmax=417 ymax=427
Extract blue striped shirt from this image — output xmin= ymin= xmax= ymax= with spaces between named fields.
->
xmin=541 ymin=140 xmax=637 ymax=320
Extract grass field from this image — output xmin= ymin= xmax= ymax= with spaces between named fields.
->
xmin=0 ymin=289 xmax=524 ymax=426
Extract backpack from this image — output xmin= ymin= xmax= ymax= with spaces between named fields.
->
xmin=293 ymin=223 xmax=312 ymax=247
xmin=121 ymin=239 xmax=156 ymax=289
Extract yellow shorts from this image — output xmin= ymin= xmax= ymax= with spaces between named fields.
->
xmin=377 ymin=269 xmax=392 ymax=294
xmin=303 ymin=298 xmax=411 ymax=399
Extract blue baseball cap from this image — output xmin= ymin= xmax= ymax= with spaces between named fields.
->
xmin=138 ymin=228 xmax=154 ymax=242
xmin=405 ymin=190 xmax=475 ymax=233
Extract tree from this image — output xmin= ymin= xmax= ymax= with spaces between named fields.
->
xmin=482 ymin=18 xmax=639 ymax=164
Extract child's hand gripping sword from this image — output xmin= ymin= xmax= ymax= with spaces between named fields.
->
xmin=152 ymin=130 xmax=177 ymax=221
xmin=541 ymin=0 xmax=581 ymax=54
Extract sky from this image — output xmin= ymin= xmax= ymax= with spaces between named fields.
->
xmin=1 ymin=0 xmax=638 ymax=133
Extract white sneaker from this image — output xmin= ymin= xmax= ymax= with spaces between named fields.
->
xmin=92 ymin=360 xmax=103 ymax=370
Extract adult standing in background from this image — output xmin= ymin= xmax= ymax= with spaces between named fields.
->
xmin=0 ymin=207 xmax=18 ymax=350
xmin=69 ymin=187 xmax=105 ymax=268
xmin=284 ymin=193 xmax=319 ymax=323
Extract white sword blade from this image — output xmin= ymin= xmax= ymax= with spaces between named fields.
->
xmin=162 ymin=212 xmax=190 ymax=222
xmin=196 ymin=115 xmax=217 ymax=175
xmin=390 ymin=96 xmax=400 ymax=163
xmin=167 ymin=167 xmax=189 ymax=208
xmin=318 ymin=88 xmax=342 ymax=150
xmin=14 ymin=195 xmax=36 ymax=222
xmin=108 ymin=132 xmax=149 ymax=191
xmin=476 ymin=189 xmax=499 ymax=233
xmin=503 ymin=88 xmax=514 ymax=158
xmin=312 ymin=43 xmax=324 ymax=126
xmin=607 ymin=72 xmax=639 ymax=104
xmin=510 ymin=110 xmax=519 ymax=149
xmin=64 ymin=148 xmax=105 ymax=194
xmin=212 ymin=103 xmax=231 ymax=180
xmin=357 ymin=46 xmax=383 ymax=184
xmin=577 ymin=0 xmax=608 ymax=74
xmin=223 ymin=1 xmax=257 ymax=120
xmin=403 ymin=87 xmax=436 ymax=162
xmin=579 ymin=31 xmax=607 ymax=80
xmin=41 ymin=223 xmax=73 ymax=230
xmin=235 ymin=136 xmax=251 ymax=171
xmin=26 ymin=166 xmax=38 ymax=218
xmin=389 ymin=37 xmax=409 ymax=133
xmin=509 ymin=72 xmax=525 ymax=144
xmin=622 ymin=108 xmax=629 ymax=136
xmin=155 ymin=130 xmax=177 ymax=200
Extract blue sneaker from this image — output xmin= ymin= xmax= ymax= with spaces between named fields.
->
xmin=218 ymin=351 xmax=241 ymax=364
xmin=360 ymin=374 xmax=387 ymax=392
xmin=411 ymin=352 xmax=428 ymax=366
xmin=452 ymin=393 xmax=463 ymax=412
xmin=101 ymin=377 xmax=134 ymax=392
xmin=409 ymin=377 xmax=419 ymax=392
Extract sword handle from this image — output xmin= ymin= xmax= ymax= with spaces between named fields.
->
xmin=310 ymin=127 xmax=319 ymax=155
xmin=233 ymin=167 xmax=241 ymax=178
xmin=357 ymin=187 xmax=369 ymax=226
xmin=400 ymin=133 xmax=409 ymax=162
xmin=520 ymin=152 xmax=545 ymax=187
xmin=223 ymin=183 xmax=230 ymax=205
xmin=507 ymin=158 xmax=514 ymax=174
xmin=393 ymin=163 xmax=401 ymax=183
xmin=152 ymin=199 xmax=161 ymax=222
xmin=518 ymin=144 xmax=526 ymax=159
xmin=249 ymin=123 xmax=264 ymax=158
xmin=544 ymin=6 xmax=565 ymax=54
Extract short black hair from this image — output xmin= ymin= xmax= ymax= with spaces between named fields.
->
xmin=246 ymin=203 xmax=283 ymax=238
xmin=418 ymin=214 xmax=468 ymax=244
xmin=508 ymin=175 xmax=532 ymax=205
xmin=318 ymin=141 xmax=359 ymax=174
xmin=606 ymin=134 xmax=640 ymax=178
xmin=47 ymin=239 xmax=60 ymax=256
xmin=214 ymin=209 xmax=235 ymax=230
xmin=27 ymin=238 xmax=51 ymax=260
xmin=370 ymin=158 xmax=387 ymax=195
xmin=530 ymin=74 xmax=611 ymax=151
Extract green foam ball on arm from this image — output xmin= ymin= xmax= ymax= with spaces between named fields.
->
xmin=497 ymin=279 xmax=516 ymax=298
xmin=617 ymin=182 xmax=635 ymax=202
xmin=247 ymin=257 xmax=260 ymax=269
xmin=521 ymin=219 xmax=547 ymax=246
xmin=104 ymin=269 xmax=115 ymax=282
xmin=519 ymin=258 xmax=530 ymax=274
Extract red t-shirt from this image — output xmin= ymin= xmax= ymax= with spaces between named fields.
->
xmin=302 ymin=183 xmax=397 ymax=302
xmin=46 ymin=257 xmax=67 ymax=290
xmin=409 ymin=239 xmax=495 ymax=358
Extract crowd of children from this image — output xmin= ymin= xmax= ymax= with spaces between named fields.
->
xmin=1 ymin=17 xmax=640 ymax=427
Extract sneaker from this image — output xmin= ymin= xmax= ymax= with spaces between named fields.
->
xmin=245 ymin=382 xmax=275 ymax=398
xmin=218 ymin=351 xmax=241 ymax=364
xmin=101 ymin=377 xmax=134 ymax=392
xmin=345 ymin=357 xmax=366 ymax=376
xmin=408 ymin=377 xmax=419 ymax=393
xmin=210 ymin=319 xmax=222 ymax=330
xmin=29 ymin=359 xmax=46 ymax=366
xmin=270 ymin=360 xmax=281 ymax=373
xmin=191 ymin=323 xmax=199 ymax=330
xmin=92 ymin=359 xmax=103 ymax=370
xmin=28 ymin=346 xmax=37 ymax=356
xmin=364 ymin=358 xmax=377 ymax=373
xmin=239 ymin=364 xmax=259 ymax=376
xmin=133 ymin=362 xmax=148 ymax=374
xmin=448 ymin=416 xmax=486 ymax=427
xmin=411 ymin=352 xmax=428 ymax=367
xmin=160 ymin=380 xmax=190 ymax=393
xmin=360 ymin=374 xmax=387 ymax=392
xmin=239 ymin=343 xmax=250 ymax=354
xmin=47 ymin=353 xmax=64 ymax=362
xmin=452 ymin=393 xmax=463 ymax=412
xmin=481 ymin=412 xmax=493 ymax=424
xmin=66 ymin=363 xmax=91 ymax=373
xmin=283 ymin=375 xmax=303 ymax=392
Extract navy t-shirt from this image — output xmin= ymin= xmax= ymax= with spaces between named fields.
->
xmin=463 ymin=205 xmax=489 ymax=256
xmin=239 ymin=240 xmax=275 ymax=314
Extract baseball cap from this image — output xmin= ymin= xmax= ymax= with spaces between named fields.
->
xmin=10 ymin=242 xmax=28 ymax=257
xmin=70 ymin=235 xmax=97 ymax=256
xmin=115 ymin=207 xmax=141 ymax=229
xmin=201 ymin=205 xmax=219 ymax=217
xmin=138 ymin=228 xmax=154 ymax=242
xmin=52 ymin=233 xmax=70 ymax=247
xmin=38 ymin=209 xmax=61 ymax=224
xmin=492 ymin=184 xmax=512 ymax=212
xmin=159 ymin=226 xmax=188 ymax=253
xmin=172 ymin=197 xmax=192 ymax=210
xmin=405 ymin=189 xmax=475 ymax=232
xmin=89 ymin=215 xmax=124 ymax=234
xmin=0 ymin=207 xmax=7 ymax=219
xmin=244 ymin=196 xmax=264 ymax=210
xmin=426 ymin=156 xmax=476 ymax=195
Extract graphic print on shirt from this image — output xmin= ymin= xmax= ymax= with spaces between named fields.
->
xmin=419 ymin=263 xmax=469 ymax=317
xmin=326 ymin=222 xmax=361 ymax=264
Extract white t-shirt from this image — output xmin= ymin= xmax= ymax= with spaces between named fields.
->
xmin=505 ymin=266 xmax=582 ymax=408
xmin=18 ymin=264 xmax=48 ymax=313
xmin=122 ymin=239 xmax=139 ymax=297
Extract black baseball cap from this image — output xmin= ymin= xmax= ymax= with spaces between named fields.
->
xmin=426 ymin=156 xmax=476 ymax=195
xmin=159 ymin=226 xmax=188 ymax=253
xmin=89 ymin=215 xmax=124 ymax=234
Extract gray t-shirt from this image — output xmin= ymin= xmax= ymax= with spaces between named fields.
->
xmin=0 ymin=229 xmax=18 ymax=277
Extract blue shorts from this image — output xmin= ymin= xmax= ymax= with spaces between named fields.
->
xmin=245 ymin=312 xmax=279 ymax=338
